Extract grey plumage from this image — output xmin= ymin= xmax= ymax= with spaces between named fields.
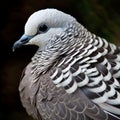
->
xmin=13 ymin=9 xmax=120 ymax=120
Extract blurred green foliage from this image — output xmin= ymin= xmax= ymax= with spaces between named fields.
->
xmin=73 ymin=0 xmax=120 ymax=42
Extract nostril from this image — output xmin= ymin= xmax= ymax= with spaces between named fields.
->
xmin=19 ymin=35 xmax=34 ymax=44
xmin=20 ymin=35 xmax=30 ymax=43
xmin=21 ymin=37 xmax=29 ymax=43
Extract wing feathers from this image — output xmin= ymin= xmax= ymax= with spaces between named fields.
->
xmin=49 ymin=36 xmax=120 ymax=117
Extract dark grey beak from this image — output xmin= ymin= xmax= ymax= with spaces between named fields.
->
xmin=13 ymin=34 xmax=33 ymax=51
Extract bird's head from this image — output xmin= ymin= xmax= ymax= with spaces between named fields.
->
xmin=13 ymin=8 xmax=81 ymax=52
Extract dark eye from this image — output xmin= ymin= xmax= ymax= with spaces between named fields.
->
xmin=38 ymin=24 xmax=48 ymax=33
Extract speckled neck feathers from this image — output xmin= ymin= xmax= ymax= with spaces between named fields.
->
xmin=30 ymin=23 xmax=89 ymax=76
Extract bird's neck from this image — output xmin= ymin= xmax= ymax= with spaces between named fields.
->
xmin=31 ymin=46 xmax=60 ymax=76
xmin=30 ymin=23 xmax=92 ymax=76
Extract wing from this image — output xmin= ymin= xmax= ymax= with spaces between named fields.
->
xmin=36 ymin=70 xmax=109 ymax=120
xmin=49 ymin=35 xmax=120 ymax=118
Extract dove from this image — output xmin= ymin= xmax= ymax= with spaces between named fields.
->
xmin=13 ymin=8 xmax=120 ymax=120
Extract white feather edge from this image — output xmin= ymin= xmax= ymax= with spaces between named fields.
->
xmin=88 ymin=82 xmax=106 ymax=93
xmin=77 ymin=75 xmax=89 ymax=87
xmin=104 ymin=110 xmax=120 ymax=120
xmin=66 ymin=81 xmax=77 ymax=93
xmin=88 ymin=74 xmax=103 ymax=86
xmin=97 ymin=37 xmax=103 ymax=48
xmin=60 ymin=74 xmax=72 ymax=87
xmin=92 ymin=95 xmax=108 ymax=103
xmin=72 ymin=66 xmax=81 ymax=76
xmin=104 ymin=72 xmax=112 ymax=81
xmin=107 ymin=92 xmax=120 ymax=105
xmin=99 ymin=103 xmax=120 ymax=115
xmin=50 ymin=69 xmax=58 ymax=79
xmin=52 ymin=73 xmax=63 ymax=84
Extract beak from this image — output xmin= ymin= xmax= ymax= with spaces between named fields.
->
xmin=13 ymin=34 xmax=33 ymax=51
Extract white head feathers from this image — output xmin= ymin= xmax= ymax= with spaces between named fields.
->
xmin=25 ymin=8 xmax=76 ymax=36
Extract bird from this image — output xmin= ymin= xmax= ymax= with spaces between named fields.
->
xmin=13 ymin=8 xmax=120 ymax=120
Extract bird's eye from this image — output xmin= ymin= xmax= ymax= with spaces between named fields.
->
xmin=38 ymin=24 xmax=48 ymax=33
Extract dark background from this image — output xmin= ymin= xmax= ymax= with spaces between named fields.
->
xmin=0 ymin=0 xmax=120 ymax=120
